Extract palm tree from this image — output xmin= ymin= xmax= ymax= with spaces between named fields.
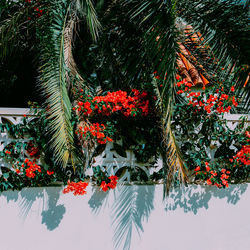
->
xmin=0 ymin=0 xmax=249 ymax=194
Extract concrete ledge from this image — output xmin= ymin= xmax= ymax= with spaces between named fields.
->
xmin=0 ymin=184 xmax=250 ymax=250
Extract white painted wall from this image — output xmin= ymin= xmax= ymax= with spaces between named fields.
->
xmin=0 ymin=184 xmax=250 ymax=250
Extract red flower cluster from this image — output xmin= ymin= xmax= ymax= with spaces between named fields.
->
xmin=47 ymin=171 xmax=54 ymax=175
xmin=230 ymin=145 xmax=250 ymax=166
xmin=4 ymin=150 xmax=11 ymax=155
xmin=229 ymin=131 xmax=250 ymax=167
xmin=153 ymin=71 xmax=161 ymax=80
xmin=77 ymin=123 xmax=113 ymax=144
xmin=75 ymin=89 xmax=149 ymax=117
xmin=195 ymin=162 xmax=230 ymax=188
xmin=25 ymin=0 xmax=43 ymax=18
xmin=13 ymin=158 xmax=54 ymax=178
xmin=176 ymin=78 xmax=238 ymax=114
xmin=23 ymin=158 xmax=41 ymax=178
xmin=246 ymin=130 xmax=250 ymax=140
xmin=62 ymin=181 xmax=89 ymax=195
xmin=100 ymin=176 xmax=118 ymax=192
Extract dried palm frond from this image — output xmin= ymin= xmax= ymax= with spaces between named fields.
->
xmin=163 ymin=119 xmax=188 ymax=195
xmin=64 ymin=17 xmax=86 ymax=94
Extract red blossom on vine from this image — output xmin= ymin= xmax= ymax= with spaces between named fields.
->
xmin=100 ymin=176 xmax=118 ymax=192
xmin=63 ymin=181 xmax=89 ymax=196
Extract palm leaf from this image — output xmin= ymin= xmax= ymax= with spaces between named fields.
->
xmin=0 ymin=8 xmax=26 ymax=59
xmin=39 ymin=0 xmax=76 ymax=167
xmin=77 ymin=0 xmax=102 ymax=42
xmin=164 ymin=120 xmax=188 ymax=195
xmin=177 ymin=0 xmax=250 ymax=109
xmin=125 ymin=0 xmax=188 ymax=195
xmin=39 ymin=0 xmax=102 ymax=168
xmin=64 ymin=17 xmax=85 ymax=92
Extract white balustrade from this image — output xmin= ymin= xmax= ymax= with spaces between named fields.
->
xmin=0 ymin=108 xmax=249 ymax=178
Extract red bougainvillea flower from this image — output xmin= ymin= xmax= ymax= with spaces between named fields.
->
xmin=100 ymin=181 xmax=109 ymax=192
xmin=175 ymin=77 xmax=240 ymax=115
xmin=107 ymin=175 xmax=118 ymax=189
xmin=20 ymin=159 xmax=42 ymax=178
xmin=206 ymin=179 xmax=212 ymax=185
xmin=47 ymin=171 xmax=54 ymax=175
xmin=245 ymin=131 xmax=250 ymax=138
xmin=27 ymin=142 xmax=40 ymax=158
xmin=210 ymin=170 xmax=217 ymax=177
xmin=231 ymin=145 xmax=250 ymax=166
xmin=63 ymin=181 xmax=88 ymax=196
xmin=100 ymin=176 xmax=118 ymax=192
xmin=194 ymin=166 xmax=201 ymax=171
xmin=78 ymin=123 xmax=112 ymax=145
xmin=75 ymin=89 xmax=149 ymax=118
xmin=176 ymin=75 xmax=181 ymax=80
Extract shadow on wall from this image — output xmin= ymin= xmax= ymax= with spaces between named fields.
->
xmin=165 ymin=184 xmax=248 ymax=214
xmin=88 ymin=185 xmax=155 ymax=250
xmin=88 ymin=183 xmax=248 ymax=250
xmin=88 ymin=186 xmax=110 ymax=215
xmin=0 ymin=186 xmax=66 ymax=231
xmin=41 ymin=187 xmax=66 ymax=231
xmin=0 ymin=183 xmax=248 ymax=250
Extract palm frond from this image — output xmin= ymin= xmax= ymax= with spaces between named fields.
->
xmin=177 ymin=0 xmax=250 ymax=108
xmin=39 ymin=0 xmax=76 ymax=167
xmin=164 ymin=119 xmax=188 ymax=195
xmin=125 ymin=0 xmax=188 ymax=195
xmin=0 ymin=8 xmax=26 ymax=59
xmin=64 ymin=17 xmax=85 ymax=91
xmin=77 ymin=0 xmax=101 ymax=42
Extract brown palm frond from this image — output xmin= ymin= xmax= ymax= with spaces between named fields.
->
xmin=64 ymin=17 xmax=85 ymax=91
xmin=153 ymin=77 xmax=188 ymax=196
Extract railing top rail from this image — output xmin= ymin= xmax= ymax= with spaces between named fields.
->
xmin=0 ymin=108 xmax=36 ymax=116
xmin=0 ymin=108 xmax=249 ymax=122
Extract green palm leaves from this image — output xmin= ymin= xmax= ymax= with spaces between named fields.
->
xmin=39 ymin=0 xmax=100 ymax=168
xmin=39 ymin=0 xmax=75 ymax=167
xmin=177 ymin=0 xmax=250 ymax=109
xmin=125 ymin=0 xmax=188 ymax=193
xmin=0 ymin=0 xmax=249 ymax=192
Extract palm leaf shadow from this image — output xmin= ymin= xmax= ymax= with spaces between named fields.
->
xmin=88 ymin=186 xmax=110 ymax=215
xmin=18 ymin=187 xmax=45 ymax=220
xmin=165 ymin=184 xmax=248 ymax=214
xmin=112 ymin=185 xmax=155 ymax=250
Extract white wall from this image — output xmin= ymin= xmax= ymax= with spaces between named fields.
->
xmin=0 ymin=184 xmax=250 ymax=250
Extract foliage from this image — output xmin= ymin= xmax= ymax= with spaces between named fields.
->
xmin=172 ymin=80 xmax=250 ymax=186
xmin=73 ymin=88 xmax=161 ymax=165
xmin=0 ymin=106 xmax=69 ymax=192
xmin=0 ymin=0 xmax=249 ymax=195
